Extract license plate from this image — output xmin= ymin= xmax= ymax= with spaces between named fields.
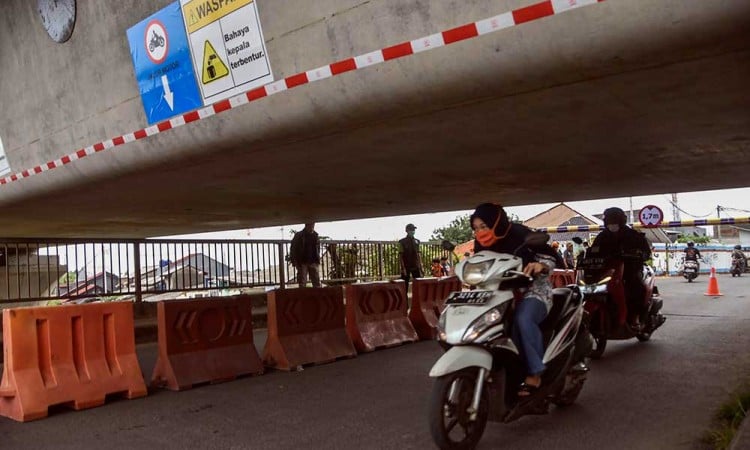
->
xmin=445 ymin=291 xmax=493 ymax=305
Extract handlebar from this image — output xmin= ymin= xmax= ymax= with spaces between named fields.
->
xmin=506 ymin=270 xmax=534 ymax=282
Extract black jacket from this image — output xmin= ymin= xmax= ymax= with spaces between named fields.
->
xmin=290 ymin=229 xmax=320 ymax=265
xmin=474 ymin=223 xmax=562 ymax=269
xmin=684 ymin=247 xmax=701 ymax=261
xmin=591 ymin=227 xmax=651 ymax=263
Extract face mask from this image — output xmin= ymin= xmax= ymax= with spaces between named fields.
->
xmin=475 ymin=229 xmax=497 ymax=247
xmin=607 ymin=224 xmax=620 ymax=233
xmin=407 ymin=230 xmax=415 ymax=237
xmin=474 ymin=214 xmax=510 ymax=247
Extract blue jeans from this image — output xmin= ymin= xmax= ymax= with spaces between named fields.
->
xmin=512 ymin=296 xmax=548 ymax=376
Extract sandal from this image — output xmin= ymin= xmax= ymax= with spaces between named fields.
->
xmin=518 ymin=382 xmax=541 ymax=397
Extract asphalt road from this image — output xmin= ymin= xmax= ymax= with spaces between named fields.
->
xmin=1 ymin=276 xmax=749 ymax=449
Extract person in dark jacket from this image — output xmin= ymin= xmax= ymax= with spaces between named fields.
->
xmin=399 ymin=223 xmax=423 ymax=291
xmin=684 ymin=241 xmax=702 ymax=261
xmin=290 ymin=223 xmax=321 ymax=288
xmin=471 ymin=203 xmax=560 ymax=397
xmin=591 ymin=207 xmax=651 ymax=326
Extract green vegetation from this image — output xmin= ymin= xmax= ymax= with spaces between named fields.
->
xmin=431 ymin=214 xmax=473 ymax=244
xmin=703 ymin=386 xmax=750 ymax=449
xmin=677 ymin=234 xmax=711 ymax=244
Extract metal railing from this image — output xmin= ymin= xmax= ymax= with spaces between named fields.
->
xmin=0 ymin=238 xmax=450 ymax=305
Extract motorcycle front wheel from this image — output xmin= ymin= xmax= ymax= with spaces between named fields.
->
xmin=429 ymin=368 xmax=489 ymax=450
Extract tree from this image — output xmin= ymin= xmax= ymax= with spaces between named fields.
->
xmin=676 ymin=234 xmax=711 ymax=244
xmin=431 ymin=214 xmax=473 ymax=243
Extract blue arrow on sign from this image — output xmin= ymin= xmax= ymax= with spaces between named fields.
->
xmin=127 ymin=1 xmax=203 ymax=124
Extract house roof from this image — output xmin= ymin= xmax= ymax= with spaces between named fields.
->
xmin=454 ymin=241 xmax=474 ymax=258
xmin=524 ymin=203 xmax=598 ymax=229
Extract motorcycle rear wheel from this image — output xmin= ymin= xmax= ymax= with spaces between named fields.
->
xmin=429 ymin=368 xmax=489 ymax=450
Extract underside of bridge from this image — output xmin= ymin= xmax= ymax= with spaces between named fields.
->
xmin=0 ymin=0 xmax=748 ymax=238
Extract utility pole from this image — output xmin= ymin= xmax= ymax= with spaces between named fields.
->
xmin=671 ymin=193 xmax=680 ymax=221
xmin=629 ymin=197 xmax=635 ymax=224
xmin=716 ymin=205 xmax=722 ymax=243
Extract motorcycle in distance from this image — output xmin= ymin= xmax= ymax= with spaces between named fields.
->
xmin=731 ymin=255 xmax=746 ymax=277
xmin=578 ymin=249 xmax=666 ymax=359
xmin=681 ymin=258 xmax=700 ymax=282
xmin=428 ymin=234 xmax=592 ymax=450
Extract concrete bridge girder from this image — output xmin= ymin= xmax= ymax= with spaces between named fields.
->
xmin=0 ymin=0 xmax=748 ymax=237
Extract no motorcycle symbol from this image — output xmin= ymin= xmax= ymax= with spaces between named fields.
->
xmin=145 ymin=19 xmax=168 ymax=64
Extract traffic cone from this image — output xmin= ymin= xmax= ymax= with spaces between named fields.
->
xmin=704 ymin=267 xmax=723 ymax=297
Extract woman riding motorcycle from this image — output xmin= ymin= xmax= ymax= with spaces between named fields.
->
xmin=470 ymin=203 xmax=561 ymax=397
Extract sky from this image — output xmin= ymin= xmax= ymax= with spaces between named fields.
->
xmin=163 ymin=187 xmax=750 ymax=242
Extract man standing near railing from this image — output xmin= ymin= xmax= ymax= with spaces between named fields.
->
xmin=290 ymin=223 xmax=322 ymax=288
xmin=399 ymin=223 xmax=423 ymax=291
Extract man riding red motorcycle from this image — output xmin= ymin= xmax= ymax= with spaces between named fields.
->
xmin=579 ymin=207 xmax=666 ymax=358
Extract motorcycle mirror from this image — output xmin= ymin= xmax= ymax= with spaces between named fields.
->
xmin=441 ymin=240 xmax=456 ymax=252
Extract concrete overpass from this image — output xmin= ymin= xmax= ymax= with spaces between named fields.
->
xmin=0 ymin=0 xmax=748 ymax=238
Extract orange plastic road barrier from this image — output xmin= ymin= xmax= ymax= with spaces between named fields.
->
xmin=551 ymin=269 xmax=576 ymax=288
xmin=345 ymin=281 xmax=418 ymax=352
xmin=0 ymin=302 xmax=146 ymax=422
xmin=704 ymin=267 xmax=723 ymax=296
xmin=436 ymin=276 xmax=462 ymax=312
xmin=151 ymin=296 xmax=263 ymax=391
xmin=263 ymin=287 xmax=356 ymax=371
xmin=409 ymin=278 xmax=443 ymax=340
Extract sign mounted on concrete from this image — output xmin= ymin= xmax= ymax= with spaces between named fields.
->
xmin=0 ymin=135 xmax=10 ymax=177
xmin=639 ymin=205 xmax=665 ymax=228
xmin=181 ymin=0 xmax=273 ymax=104
xmin=127 ymin=2 xmax=203 ymax=124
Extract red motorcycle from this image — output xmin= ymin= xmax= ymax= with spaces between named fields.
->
xmin=577 ymin=252 xmax=666 ymax=358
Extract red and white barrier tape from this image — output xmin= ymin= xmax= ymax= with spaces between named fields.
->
xmin=0 ymin=0 xmax=604 ymax=186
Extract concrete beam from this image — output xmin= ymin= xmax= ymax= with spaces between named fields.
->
xmin=0 ymin=0 xmax=748 ymax=237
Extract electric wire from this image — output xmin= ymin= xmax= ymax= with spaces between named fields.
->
xmin=662 ymin=196 xmax=713 ymax=218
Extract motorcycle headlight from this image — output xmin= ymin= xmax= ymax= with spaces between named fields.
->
xmin=437 ymin=311 xmax=447 ymax=341
xmin=462 ymin=260 xmax=494 ymax=286
xmin=461 ymin=303 xmax=509 ymax=343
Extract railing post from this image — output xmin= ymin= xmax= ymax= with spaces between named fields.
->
xmin=377 ymin=243 xmax=384 ymax=280
xmin=133 ymin=242 xmax=142 ymax=303
xmin=278 ymin=242 xmax=286 ymax=289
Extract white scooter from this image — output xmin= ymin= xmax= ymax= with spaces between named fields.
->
xmin=428 ymin=235 xmax=592 ymax=450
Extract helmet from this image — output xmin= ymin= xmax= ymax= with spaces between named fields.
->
xmin=687 ymin=241 xmax=694 ymax=247
xmin=602 ymin=207 xmax=627 ymax=226
xmin=735 ymin=244 xmax=742 ymax=250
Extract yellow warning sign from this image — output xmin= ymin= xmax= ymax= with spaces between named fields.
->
xmin=201 ymin=40 xmax=229 ymax=84
xmin=183 ymin=0 xmax=253 ymax=34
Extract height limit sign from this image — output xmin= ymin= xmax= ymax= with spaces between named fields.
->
xmin=181 ymin=0 xmax=273 ymax=104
